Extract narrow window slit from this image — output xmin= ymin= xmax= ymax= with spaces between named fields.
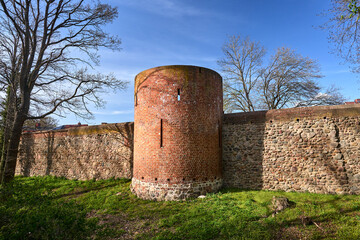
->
xmin=177 ymin=89 xmax=181 ymax=101
xmin=160 ymin=119 xmax=163 ymax=148
xmin=218 ymin=121 xmax=221 ymax=147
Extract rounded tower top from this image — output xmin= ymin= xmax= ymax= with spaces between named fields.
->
xmin=135 ymin=65 xmax=221 ymax=83
xmin=134 ymin=65 xmax=222 ymax=95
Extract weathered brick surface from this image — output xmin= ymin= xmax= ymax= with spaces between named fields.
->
xmin=132 ymin=65 xmax=223 ymax=200
xmin=16 ymin=123 xmax=133 ymax=180
xmin=223 ymin=104 xmax=360 ymax=194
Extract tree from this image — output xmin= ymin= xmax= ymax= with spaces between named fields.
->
xmin=218 ymin=35 xmax=343 ymax=113
xmin=294 ymin=85 xmax=346 ymax=107
xmin=324 ymin=0 xmax=360 ymax=71
xmin=258 ymin=47 xmax=322 ymax=109
xmin=218 ymin=35 xmax=266 ymax=112
xmin=0 ymin=0 xmax=127 ymax=184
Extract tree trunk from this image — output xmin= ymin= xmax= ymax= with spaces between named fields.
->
xmin=1 ymin=112 xmax=26 ymax=184
xmin=0 ymin=128 xmax=8 ymax=183
xmin=1 ymin=87 xmax=29 ymax=184
xmin=0 ymin=88 xmax=15 ymax=184
xmin=0 ymin=135 xmax=5 ymax=182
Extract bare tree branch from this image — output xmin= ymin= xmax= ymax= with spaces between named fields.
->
xmin=259 ymin=47 xmax=323 ymax=109
xmin=0 ymin=0 xmax=126 ymax=184
xmin=218 ymin=35 xmax=265 ymax=112
xmin=322 ymin=0 xmax=360 ymax=72
xmin=218 ymin=35 xmax=342 ymax=112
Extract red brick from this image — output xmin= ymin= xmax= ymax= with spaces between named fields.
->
xmin=131 ymin=65 xmax=223 ymax=200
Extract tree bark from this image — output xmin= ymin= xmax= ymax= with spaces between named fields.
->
xmin=1 ymin=111 xmax=26 ymax=183
xmin=1 ymin=87 xmax=29 ymax=184
xmin=0 ymin=88 xmax=16 ymax=184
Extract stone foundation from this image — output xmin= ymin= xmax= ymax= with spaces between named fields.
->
xmin=130 ymin=178 xmax=223 ymax=201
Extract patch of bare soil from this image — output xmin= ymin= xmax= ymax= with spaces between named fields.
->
xmin=87 ymin=210 xmax=160 ymax=239
xmin=275 ymin=221 xmax=337 ymax=240
xmin=275 ymin=226 xmax=306 ymax=240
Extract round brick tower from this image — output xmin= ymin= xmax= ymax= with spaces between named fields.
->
xmin=131 ymin=65 xmax=223 ymax=201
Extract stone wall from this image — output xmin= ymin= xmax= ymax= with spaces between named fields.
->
xmin=16 ymin=122 xmax=134 ymax=180
xmin=16 ymin=104 xmax=360 ymax=195
xmin=223 ymin=104 xmax=360 ymax=194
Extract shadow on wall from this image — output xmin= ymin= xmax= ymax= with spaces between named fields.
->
xmin=222 ymin=105 xmax=360 ymax=194
xmin=19 ymin=134 xmax=35 ymax=176
xmin=67 ymin=122 xmax=135 ymax=180
xmin=222 ymin=111 xmax=266 ymax=190
xmin=45 ymin=131 xmax=59 ymax=175
xmin=58 ymin=122 xmax=134 ymax=180
xmin=302 ymin=119 xmax=350 ymax=194
xmin=115 ymin=122 xmax=134 ymax=177
xmin=18 ymin=122 xmax=135 ymax=180
xmin=18 ymin=131 xmax=58 ymax=177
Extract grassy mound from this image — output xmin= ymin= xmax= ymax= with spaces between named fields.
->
xmin=1 ymin=176 xmax=359 ymax=239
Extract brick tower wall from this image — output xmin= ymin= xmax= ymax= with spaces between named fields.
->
xmin=131 ymin=65 xmax=223 ymax=200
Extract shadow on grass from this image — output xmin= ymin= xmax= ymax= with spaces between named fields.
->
xmin=2 ymin=177 xmax=359 ymax=240
xmin=0 ymin=176 xmax=118 ymax=240
xmin=53 ymin=183 xmax=119 ymax=199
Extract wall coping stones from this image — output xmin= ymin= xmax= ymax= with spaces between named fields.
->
xmin=21 ymin=122 xmax=134 ymax=138
xmin=224 ymin=104 xmax=360 ymax=124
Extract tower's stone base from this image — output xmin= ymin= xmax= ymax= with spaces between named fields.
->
xmin=131 ymin=178 xmax=223 ymax=201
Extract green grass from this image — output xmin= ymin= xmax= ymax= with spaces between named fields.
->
xmin=1 ymin=176 xmax=360 ymax=239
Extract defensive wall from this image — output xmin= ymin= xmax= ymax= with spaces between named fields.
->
xmin=223 ymin=104 xmax=360 ymax=195
xmin=16 ymin=122 xmax=133 ymax=180
xmin=16 ymin=104 xmax=360 ymax=195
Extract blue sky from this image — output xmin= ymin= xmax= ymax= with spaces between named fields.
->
xmin=58 ymin=0 xmax=359 ymax=125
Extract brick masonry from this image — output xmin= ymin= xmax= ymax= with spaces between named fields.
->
xmin=132 ymin=65 xmax=223 ymax=200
